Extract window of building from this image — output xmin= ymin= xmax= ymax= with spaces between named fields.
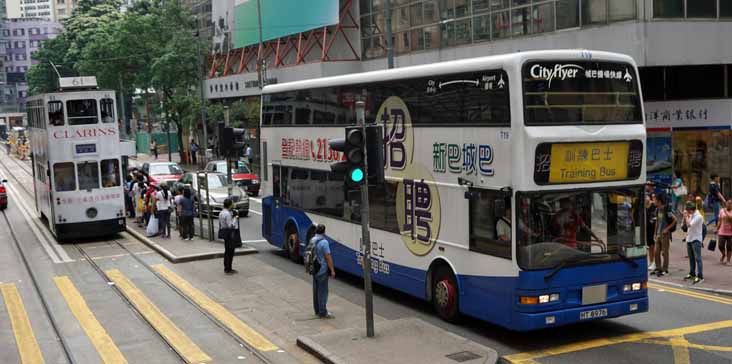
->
xmin=532 ymin=2 xmax=556 ymax=34
xmin=654 ymin=0 xmax=684 ymax=17
xmin=100 ymin=98 xmax=115 ymax=123
xmin=67 ymin=99 xmax=99 ymax=125
xmin=77 ymin=161 xmax=100 ymax=190
xmin=582 ymin=0 xmax=607 ymax=24
xmin=639 ymin=66 xmax=665 ymax=101
xmin=491 ymin=10 xmax=510 ymax=39
xmin=723 ymin=0 xmax=732 ymax=17
xmin=48 ymin=100 xmax=64 ymax=126
xmin=687 ymin=0 xmax=716 ymax=18
xmin=609 ymin=0 xmax=637 ymax=21
xmin=469 ymin=189 xmax=512 ymax=259
xmin=54 ymin=162 xmax=76 ymax=191
xmin=511 ymin=6 xmax=531 ymax=36
xmin=101 ymin=159 xmax=120 ymax=187
xmin=665 ymin=65 xmax=725 ymax=100
xmin=556 ymin=0 xmax=580 ymax=29
xmin=473 ymin=14 xmax=491 ymax=42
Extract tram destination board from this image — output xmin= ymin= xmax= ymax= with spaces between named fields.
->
xmin=75 ymin=143 xmax=97 ymax=155
xmin=533 ymin=140 xmax=643 ymax=185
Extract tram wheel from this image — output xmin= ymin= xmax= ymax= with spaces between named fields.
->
xmin=432 ymin=266 xmax=460 ymax=322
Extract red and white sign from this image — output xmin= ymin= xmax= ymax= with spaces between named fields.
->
xmin=53 ymin=127 xmax=117 ymax=139
xmin=281 ymin=137 xmax=346 ymax=162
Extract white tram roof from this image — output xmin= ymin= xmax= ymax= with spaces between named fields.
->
xmin=59 ymin=76 xmax=98 ymax=91
xmin=263 ymin=49 xmax=636 ymax=94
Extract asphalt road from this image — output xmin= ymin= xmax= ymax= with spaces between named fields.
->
xmin=2 ymin=153 xmax=732 ymax=364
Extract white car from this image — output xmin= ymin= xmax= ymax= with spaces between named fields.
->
xmin=176 ymin=172 xmax=249 ymax=217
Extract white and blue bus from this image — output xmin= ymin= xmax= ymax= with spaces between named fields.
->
xmin=260 ymin=50 xmax=647 ymax=331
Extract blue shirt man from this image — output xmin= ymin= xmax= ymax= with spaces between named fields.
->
xmin=311 ymin=224 xmax=335 ymax=318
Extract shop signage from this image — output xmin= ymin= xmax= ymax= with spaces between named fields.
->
xmin=645 ymin=99 xmax=732 ymax=129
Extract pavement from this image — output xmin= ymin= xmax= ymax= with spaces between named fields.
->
xmin=648 ymin=230 xmax=732 ymax=296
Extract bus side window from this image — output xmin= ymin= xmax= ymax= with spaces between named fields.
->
xmin=48 ymin=101 xmax=64 ymax=126
xmin=101 ymin=159 xmax=120 ymax=187
xmin=468 ymin=189 xmax=512 ymax=259
xmin=100 ymin=98 xmax=115 ymax=123
xmin=53 ymin=162 xmax=76 ymax=192
xmin=77 ymin=161 xmax=100 ymax=190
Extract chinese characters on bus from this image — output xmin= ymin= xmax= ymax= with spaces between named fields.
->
xmin=280 ymin=137 xmax=345 ymax=162
xmin=58 ymin=193 xmax=122 ymax=205
xmin=432 ymin=142 xmax=494 ymax=176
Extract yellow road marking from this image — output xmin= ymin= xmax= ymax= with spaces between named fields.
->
xmin=640 ymin=338 xmax=732 ymax=352
xmin=669 ymin=336 xmax=691 ymax=364
xmin=649 ymin=283 xmax=732 ymax=305
xmin=105 ymin=269 xmax=212 ymax=364
xmin=502 ymin=320 xmax=732 ymax=363
xmin=53 ymin=276 xmax=127 ymax=364
xmin=153 ymin=264 xmax=279 ymax=352
xmin=0 ymin=283 xmax=45 ymax=364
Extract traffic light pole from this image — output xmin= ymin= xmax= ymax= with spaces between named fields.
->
xmin=356 ymin=101 xmax=375 ymax=338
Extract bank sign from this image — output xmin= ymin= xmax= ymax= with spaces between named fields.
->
xmin=645 ymin=99 xmax=732 ymax=129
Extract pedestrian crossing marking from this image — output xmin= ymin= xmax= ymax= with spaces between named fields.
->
xmin=0 ymin=283 xmax=45 ymax=364
xmin=105 ymin=269 xmax=212 ymax=364
xmin=153 ymin=264 xmax=279 ymax=352
xmin=502 ymin=320 xmax=732 ymax=364
xmin=53 ymin=276 xmax=127 ymax=364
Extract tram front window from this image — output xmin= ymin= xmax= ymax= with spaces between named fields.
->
xmin=101 ymin=159 xmax=120 ymax=187
xmin=517 ymin=187 xmax=644 ymax=270
xmin=53 ymin=162 xmax=76 ymax=192
xmin=100 ymin=98 xmax=115 ymax=123
xmin=67 ymin=99 xmax=99 ymax=125
xmin=78 ymin=161 xmax=100 ymax=190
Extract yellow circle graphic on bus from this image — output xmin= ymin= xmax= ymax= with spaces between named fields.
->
xmin=396 ymin=164 xmax=441 ymax=256
xmin=376 ymin=96 xmax=414 ymax=179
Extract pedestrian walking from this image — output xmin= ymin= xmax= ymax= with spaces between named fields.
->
xmin=179 ymin=188 xmax=195 ymax=240
xmin=156 ymin=184 xmax=172 ymax=238
xmin=646 ymin=195 xmax=657 ymax=271
xmin=309 ymin=224 xmax=335 ymax=319
xmin=245 ymin=143 xmax=253 ymax=165
xmin=717 ymin=199 xmax=732 ymax=265
xmin=652 ymin=196 xmax=676 ymax=277
xmin=219 ymin=199 xmax=238 ymax=274
xmin=670 ymin=172 xmax=687 ymax=213
xmin=683 ymin=201 xmax=705 ymax=284
xmin=150 ymin=139 xmax=158 ymax=159
xmin=706 ymin=174 xmax=726 ymax=226
xmin=190 ymin=139 xmax=199 ymax=165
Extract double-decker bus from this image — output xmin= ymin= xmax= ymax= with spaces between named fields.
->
xmin=27 ymin=77 xmax=126 ymax=241
xmin=260 ymin=50 xmax=647 ymax=331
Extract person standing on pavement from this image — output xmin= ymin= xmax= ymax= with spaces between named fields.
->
xmin=245 ymin=144 xmax=253 ymax=165
xmin=653 ymin=196 xmax=676 ymax=277
xmin=311 ymin=224 xmax=336 ymax=319
xmin=190 ymin=139 xmax=199 ymax=165
xmin=179 ymin=188 xmax=195 ymax=240
xmin=717 ymin=199 xmax=732 ymax=265
xmin=707 ymin=174 xmax=726 ymax=226
xmin=684 ymin=201 xmax=705 ymax=284
xmin=156 ymin=184 xmax=172 ymax=238
xmin=219 ymin=199 xmax=238 ymax=274
xmin=645 ymin=194 xmax=657 ymax=272
xmin=670 ymin=173 xmax=686 ymax=214
xmin=150 ymin=139 xmax=158 ymax=160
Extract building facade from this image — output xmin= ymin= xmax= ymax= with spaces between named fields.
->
xmin=6 ymin=0 xmax=53 ymax=19
xmin=54 ymin=0 xmax=77 ymax=20
xmin=0 ymin=17 xmax=62 ymax=113
xmin=205 ymin=0 xmax=732 ymax=197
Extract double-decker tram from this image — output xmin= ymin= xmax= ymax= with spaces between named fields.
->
xmin=260 ymin=50 xmax=648 ymax=331
xmin=27 ymin=77 xmax=126 ymax=241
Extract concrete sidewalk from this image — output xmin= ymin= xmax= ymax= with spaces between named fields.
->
xmin=649 ymin=230 xmax=732 ymax=296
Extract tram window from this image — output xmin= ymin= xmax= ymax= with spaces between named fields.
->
xmin=48 ymin=101 xmax=64 ymax=126
xmin=67 ymin=99 xmax=99 ymax=125
xmin=53 ymin=162 xmax=76 ymax=192
xmin=100 ymin=98 xmax=115 ymax=123
xmin=101 ymin=159 xmax=120 ymax=187
xmin=77 ymin=161 xmax=100 ymax=190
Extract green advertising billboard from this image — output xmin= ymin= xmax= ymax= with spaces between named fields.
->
xmin=234 ymin=0 xmax=339 ymax=49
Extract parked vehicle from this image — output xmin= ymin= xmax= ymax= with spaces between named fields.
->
xmin=204 ymin=160 xmax=260 ymax=196
xmin=176 ymin=172 xmax=249 ymax=217
xmin=142 ymin=162 xmax=184 ymax=187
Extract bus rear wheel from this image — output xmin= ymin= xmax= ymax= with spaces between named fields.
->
xmin=286 ymin=230 xmax=300 ymax=263
xmin=432 ymin=266 xmax=460 ymax=322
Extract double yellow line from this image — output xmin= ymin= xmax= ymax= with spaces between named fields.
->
xmin=648 ymin=282 xmax=732 ymax=305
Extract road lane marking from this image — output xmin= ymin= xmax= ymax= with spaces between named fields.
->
xmin=669 ymin=336 xmax=691 ymax=364
xmin=640 ymin=338 xmax=732 ymax=352
xmin=152 ymin=264 xmax=279 ymax=352
xmin=0 ymin=283 xmax=45 ymax=364
xmin=249 ymin=197 xmax=262 ymax=204
xmin=249 ymin=209 xmax=262 ymax=215
xmin=502 ymin=320 xmax=732 ymax=363
xmin=105 ymin=269 xmax=212 ymax=364
xmin=649 ymin=283 xmax=732 ymax=305
xmin=53 ymin=277 xmax=127 ymax=364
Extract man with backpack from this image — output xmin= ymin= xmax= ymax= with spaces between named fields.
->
xmin=652 ymin=196 xmax=676 ymax=277
xmin=306 ymin=224 xmax=335 ymax=319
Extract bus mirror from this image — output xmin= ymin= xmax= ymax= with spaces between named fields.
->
xmin=494 ymin=199 xmax=507 ymax=217
xmin=464 ymin=190 xmax=479 ymax=200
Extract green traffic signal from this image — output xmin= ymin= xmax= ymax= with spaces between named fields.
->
xmin=350 ymin=168 xmax=365 ymax=183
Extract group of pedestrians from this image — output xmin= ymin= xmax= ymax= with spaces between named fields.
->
xmin=646 ymin=173 xmax=732 ymax=285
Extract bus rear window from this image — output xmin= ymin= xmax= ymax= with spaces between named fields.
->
xmin=523 ymin=61 xmax=642 ymax=125
xmin=67 ymin=99 xmax=99 ymax=125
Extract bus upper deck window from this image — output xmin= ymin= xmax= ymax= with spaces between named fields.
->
xmin=67 ymin=99 xmax=99 ymax=125
xmin=53 ymin=162 xmax=76 ymax=192
xmin=48 ymin=101 xmax=64 ymax=126
xmin=100 ymin=98 xmax=115 ymax=123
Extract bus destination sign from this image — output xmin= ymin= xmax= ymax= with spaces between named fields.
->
xmin=534 ymin=140 xmax=643 ymax=185
xmin=75 ymin=143 xmax=97 ymax=155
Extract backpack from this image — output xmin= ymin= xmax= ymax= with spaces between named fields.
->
xmin=304 ymin=238 xmax=322 ymax=275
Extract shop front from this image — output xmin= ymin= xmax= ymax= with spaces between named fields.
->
xmin=645 ymin=99 xmax=732 ymax=199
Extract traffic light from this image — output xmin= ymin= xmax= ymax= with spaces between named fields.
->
xmin=329 ymin=126 xmax=365 ymax=185
xmin=220 ymin=126 xmax=246 ymax=156
xmin=364 ymin=125 xmax=384 ymax=185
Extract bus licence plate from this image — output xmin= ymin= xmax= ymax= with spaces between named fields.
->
xmin=580 ymin=308 xmax=608 ymax=320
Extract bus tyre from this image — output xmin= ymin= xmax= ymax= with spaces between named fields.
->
xmin=286 ymin=231 xmax=300 ymax=263
xmin=432 ymin=266 xmax=460 ymax=322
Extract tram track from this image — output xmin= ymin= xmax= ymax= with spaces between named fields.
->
xmin=1 ymin=150 xmax=277 ymax=364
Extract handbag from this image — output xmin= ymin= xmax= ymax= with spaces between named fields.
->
xmin=707 ymin=238 xmax=717 ymax=251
